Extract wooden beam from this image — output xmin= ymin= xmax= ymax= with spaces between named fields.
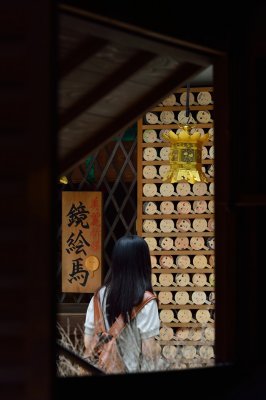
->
xmin=59 ymin=50 xmax=156 ymax=128
xmin=59 ymin=35 xmax=108 ymax=78
xmin=59 ymin=6 xmax=223 ymax=66
xmin=57 ymin=303 xmax=88 ymax=313
xmin=59 ymin=62 xmax=205 ymax=173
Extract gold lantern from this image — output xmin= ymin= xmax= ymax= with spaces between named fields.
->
xmin=162 ymin=125 xmax=209 ymax=184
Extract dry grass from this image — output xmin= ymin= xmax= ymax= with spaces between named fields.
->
xmin=56 ymin=321 xmax=90 ymax=377
xmin=56 ymin=321 xmax=214 ymax=376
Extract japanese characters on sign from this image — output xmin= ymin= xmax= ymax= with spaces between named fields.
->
xmin=62 ymin=192 xmax=102 ymax=292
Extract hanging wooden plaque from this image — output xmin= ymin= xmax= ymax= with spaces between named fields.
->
xmin=61 ymin=191 xmax=102 ymax=293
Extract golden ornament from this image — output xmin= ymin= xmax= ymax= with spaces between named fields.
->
xmin=161 ymin=125 xmax=209 ymax=184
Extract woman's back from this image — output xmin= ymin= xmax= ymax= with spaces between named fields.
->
xmin=84 ymin=234 xmax=160 ymax=372
xmin=84 ymin=286 xmax=160 ymax=371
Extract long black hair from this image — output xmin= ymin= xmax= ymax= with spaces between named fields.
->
xmin=103 ymin=234 xmax=154 ymax=325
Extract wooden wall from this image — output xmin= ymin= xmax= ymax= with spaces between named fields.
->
xmin=1 ymin=1 xmax=55 ymax=399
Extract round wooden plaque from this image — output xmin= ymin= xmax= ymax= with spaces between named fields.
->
xmin=193 ymin=200 xmax=208 ymax=214
xmin=158 ymin=291 xmax=173 ymax=304
xmin=202 ymin=146 xmax=208 ymax=160
xmin=160 ymin=201 xmax=175 ymax=214
xmin=160 ymin=110 xmax=177 ymax=124
xmin=143 ymin=129 xmax=157 ymax=143
xmin=160 ymin=219 xmax=175 ymax=233
xmin=190 ymin=237 xmax=206 ymax=250
xmin=208 ymin=200 xmax=215 ymax=213
xmin=160 ymin=326 xmax=174 ymax=341
xmin=189 ymin=328 xmax=202 ymax=341
xmin=193 ymin=218 xmax=208 ymax=232
xmin=177 ymin=201 xmax=192 ymax=214
xmin=192 ymin=291 xmax=207 ymax=305
xmin=160 ymin=309 xmax=175 ymax=323
xmin=208 ymin=218 xmax=215 ymax=232
xmin=159 ymin=273 xmax=174 ymax=286
xmin=176 ymin=182 xmax=191 ymax=196
xmin=193 ymin=255 xmax=207 ymax=269
xmin=196 ymin=110 xmax=212 ymax=123
xmin=180 ymin=91 xmax=195 ymax=106
xmin=209 ymin=182 xmax=214 ymax=195
xmin=176 ymin=327 xmax=190 ymax=340
xmin=143 ymin=220 xmax=158 ymax=233
xmin=197 ymin=91 xmax=212 ymax=105
xmin=159 ymin=237 xmax=174 ymax=250
xmin=152 ymin=273 xmax=158 ymax=286
xmin=209 ymin=273 xmax=215 ymax=286
xmin=143 ymin=201 xmax=158 ymax=215
xmin=182 ymin=345 xmax=197 ymax=359
xmin=143 ymin=147 xmax=157 ymax=161
xmin=175 ymin=273 xmax=190 ymax=287
xmin=176 ymin=255 xmax=191 ymax=269
xmin=192 ymin=273 xmax=207 ymax=286
xmin=159 ymin=165 xmax=170 ymax=178
xmin=160 ymin=146 xmax=170 ymax=160
xmin=159 ymin=255 xmax=174 ymax=268
xmin=162 ymin=345 xmax=177 ymax=360
xmin=143 ymin=183 xmax=157 ymax=197
xmin=175 ymin=237 xmax=190 ymax=250
xmin=209 ymin=255 xmax=215 ymax=267
xmin=159 ymin=129 xmax=170 ymax=142
xmin=196 ymin=309 xmax=210 ymax=323
xmin=145 ymin=112 xmax=159 ymax=124
xmin=178 ymin=309 xmax=192 ymax=323
xmin=143 ymin=165 xmax=158 ymax=179
xmin=208 ymin=127 xmax=214 ymax=141
xmin=162 ymin=94 xmax=177 ymax=106
xmin=144 ymin=237 xmax=157 ymax=251
xmin=160 ymin=183 xmax=175 ymax=196
xmin=204 ymin=326 xmax=215 ymax=341
xmin=176 ymin=219 xmax=192 ymax=232
xmin=199 ymin=346 xmax=214 ymax=359
xmin=206 ymin=237 xmax=215 ymax=250
xmin=192 ymin=182 xmax=208 ymax=196
xmin=175 ymin=291 xmax=190 ymax=305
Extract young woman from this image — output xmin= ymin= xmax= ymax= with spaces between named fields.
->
xmin=84 ymin=234 xmax=160 ymax=373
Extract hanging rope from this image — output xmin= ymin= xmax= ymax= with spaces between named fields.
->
xmin=185 ymin=82 xmax=190 ymax=120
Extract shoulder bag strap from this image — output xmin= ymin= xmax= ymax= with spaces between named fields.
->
xmin=93 ymin=289 xmax=106 ymax=334
xmin=131 ymin=291 xmax=157 ymax=319
xmin=109 ymin=291 xmax=157 ymax=338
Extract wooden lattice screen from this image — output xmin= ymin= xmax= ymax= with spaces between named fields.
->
xmin=57 ymin=127 xmax=137 ymax=304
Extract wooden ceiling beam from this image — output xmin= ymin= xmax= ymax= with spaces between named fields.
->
xmin=59 ymin=50 xmax=156 ymax=128
xmin=59 ymin=35 xmax=108 ymax=79
xmin=60 ymin=6 xmax=223 ymax=67
xmin=59 ymin=62 xmax=205 ymax=174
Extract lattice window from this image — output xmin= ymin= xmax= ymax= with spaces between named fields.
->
xmin=57 ymin=127 xmax=137 ymax=303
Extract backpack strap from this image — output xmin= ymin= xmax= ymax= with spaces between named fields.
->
xmin=93 ymin=289 xmax=157 ymax=338
xmin=93 ymin=289 xmax=106 ymax=334
xmin=93 ymin=289 xmax=126 ymax=337
xmin=131 ymin=291 xmax=156 ymax=319
xmin=109 ymin=291 xmax=157 ymax=338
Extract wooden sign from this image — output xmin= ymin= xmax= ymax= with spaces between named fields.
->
xmin=61 ymin=191 xmax=102 ymax=293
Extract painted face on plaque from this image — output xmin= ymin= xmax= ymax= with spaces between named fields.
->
xmin=85 ymin=256 xmax=99 ymax=278
xmin=143 ymin=129 xmax=157 ymax=143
